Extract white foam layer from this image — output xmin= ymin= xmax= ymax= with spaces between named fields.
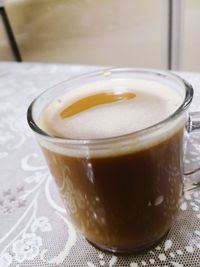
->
xmin=38 ymin=78 xmax=186 ymax=157
xmin=39 ymin=79 xmax=182 ymax=138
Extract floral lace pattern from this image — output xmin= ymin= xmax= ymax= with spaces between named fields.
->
xmin=0 ymin=253 xmax=12 ymax=267
xmin=12 ymin=233 xmax=42 ymax=263
xmin=31 ymin=217 xmax=52 ymax=233
xmin=0 ymin=187 xmax=26 ymax=215
xmin=1 ymin=63 xmax=200 ymax=266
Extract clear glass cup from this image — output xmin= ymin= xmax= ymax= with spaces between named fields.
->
xmin=27 ymin=68 xmax=199 ymax=254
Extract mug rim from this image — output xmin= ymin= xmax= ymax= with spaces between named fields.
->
xmin=27 ymin=68 xmax=193 ymax=146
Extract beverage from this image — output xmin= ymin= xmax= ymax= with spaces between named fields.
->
xmin=38 ymin=77 xmax=185 ymax=252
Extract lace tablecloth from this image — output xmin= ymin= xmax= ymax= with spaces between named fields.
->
xmin=1 ymin=62 xmax=200 ymax=267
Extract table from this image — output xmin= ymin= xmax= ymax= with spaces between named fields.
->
xmin=0 ymin=62 xmax=200 ymax=267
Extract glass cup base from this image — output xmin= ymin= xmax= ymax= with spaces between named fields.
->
xmin=86 ymin=229 xmax=170 ymax=255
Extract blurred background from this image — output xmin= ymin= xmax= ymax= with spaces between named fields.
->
xmin=0 ymin=0 xmax=199 ymax=71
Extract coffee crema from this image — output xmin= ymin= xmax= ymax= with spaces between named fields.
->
xmin=38 ymin=78 xmax=185 ymax=251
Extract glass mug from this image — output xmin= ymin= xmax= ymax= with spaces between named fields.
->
xmin=27 ymin=69 xmax=199 ymax=254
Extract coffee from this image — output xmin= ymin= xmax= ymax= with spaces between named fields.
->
xmin=38 ymin=78 xmax=185 ymax=251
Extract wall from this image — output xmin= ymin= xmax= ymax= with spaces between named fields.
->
xmin=1 ymin=0 xmax=165 ymax=68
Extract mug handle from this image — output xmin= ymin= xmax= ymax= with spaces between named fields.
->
xmin=184 ymin=111 xmax=200 ymax=191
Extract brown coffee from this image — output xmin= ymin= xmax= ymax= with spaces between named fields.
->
xmin=38 ymin=79 xmax=185 ymax=251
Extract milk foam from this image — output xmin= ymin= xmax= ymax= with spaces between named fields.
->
xmin=38 ymin=79 xmax=186 ymax=157
xmin=39 ymin=79 xmax=183 ymax=139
